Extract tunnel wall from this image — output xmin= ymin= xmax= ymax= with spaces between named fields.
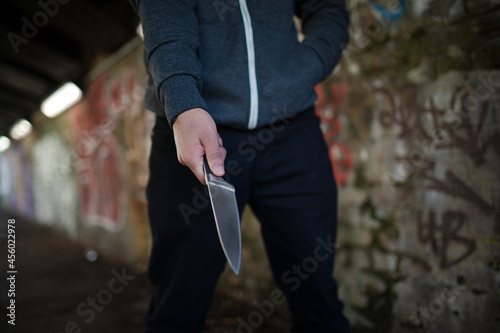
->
xmin=321 ymin=0 xmax=499 ymax=332
xmin=0 ymin=45 xmax=154 ymax=264
xmin=0 ymin=0 xmax=498 ymax=331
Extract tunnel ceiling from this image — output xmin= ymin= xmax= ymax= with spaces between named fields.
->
xmin=0 ymin=0 xmax=139 ymax=137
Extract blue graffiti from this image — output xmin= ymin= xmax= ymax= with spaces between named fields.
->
xmin=367 ymin=0 xmax=405 ymax=22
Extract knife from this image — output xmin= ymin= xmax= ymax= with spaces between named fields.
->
xmin=203 ymin=157 xmax=242 ymax=275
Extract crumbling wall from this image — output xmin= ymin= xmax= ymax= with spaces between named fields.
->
xmin=0 ymin=45 xmax=154 ymax=264
xmin=320 ymin=0 xmax=500 ymax=332
xmin=0 ymin=1 xmax=498 ymax=331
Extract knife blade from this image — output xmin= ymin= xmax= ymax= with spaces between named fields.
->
xmin=203 ymin=157 xmax=242 ymax=275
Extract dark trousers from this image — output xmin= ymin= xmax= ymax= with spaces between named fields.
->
xmin=145 ymin=107 xmax=349 ymax=333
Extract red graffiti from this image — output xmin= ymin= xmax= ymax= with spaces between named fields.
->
xmin=315 ymin=82 xmax=353 ymax=185
xmin=71 ymin=76 xmax=126 ymax=231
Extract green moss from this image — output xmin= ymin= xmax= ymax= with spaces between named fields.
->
xmin=344 ymin=199 xmax=405 ymax=332
xmin=354 ymin=164 xmax=374 ymax=189
xmin=410 ymin=25 xmax=428 ymax=39
xmin=360 ymin=198 xmax=398 ymax=238
xmin=352 ymin=269 xmax=405 ymax=333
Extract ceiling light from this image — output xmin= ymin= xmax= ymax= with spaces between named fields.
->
xmin=0 ymin=136 xmax=11 ymax=152
xmin=10 ymin=119 xmax=33 ymax=140
xmin=41 ymin=82 xmax=83 ymax=118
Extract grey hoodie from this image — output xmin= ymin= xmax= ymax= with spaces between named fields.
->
xmin=131 ymin=0 xmax=349 ymax=130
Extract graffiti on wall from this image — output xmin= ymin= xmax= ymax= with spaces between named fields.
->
xmin=329 ymin=0 xmax=500 ymax=330
xmin=32 ymin=131 xmax=78 ymax=236
xmin=68 ymin=67 xmax=151 ymax=232
xmin=0 ymin=144 xmax=35 ymax=217
xmin=0 ymin=45 xmax=152 ymax=262
xmin=417 ymin=210 xmax=477 ymax=269
xmin=366 ymin=0 xmax=405 ymax=22
xmin=377 ymin=72 xmax=499 ymax=269
xmin=72 ymin=78 xmax=126 ymax=231
xmin=333 ymin=67 xmax=499 ymax=331
xmin=376 ymin=80 xmax=500 ymax=168
xmin=315 ymin=82 xmax=354 ymax=186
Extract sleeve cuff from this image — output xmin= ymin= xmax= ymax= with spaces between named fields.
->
xmin=158 ymin=74 xmax=208 ymax=126
xmin=302 ymin=38 xmax=342 ymax=79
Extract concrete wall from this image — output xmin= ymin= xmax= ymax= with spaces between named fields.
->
xmin=0 ymin=0 xmax=498 ymax=331
xmin=0 ymin=42 xmax=154 ymax=264
xmin=325 ymin=0 xmax=499 ymax=332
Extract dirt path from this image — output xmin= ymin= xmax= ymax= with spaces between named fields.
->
xmin=0 ymin=210 xmax=289 ymax=333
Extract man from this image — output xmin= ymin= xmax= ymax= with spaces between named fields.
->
xmin=130 ymin=1 xmax=350 ymax=332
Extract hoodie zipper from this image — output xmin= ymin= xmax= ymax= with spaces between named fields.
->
xmin=238 ymin=0 xmax=259 ymax=129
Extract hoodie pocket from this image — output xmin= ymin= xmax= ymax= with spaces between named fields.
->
xmin=257 ymin=37 xmax=325 ymax=116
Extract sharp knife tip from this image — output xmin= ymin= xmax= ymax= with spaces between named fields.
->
xmin=230 ymin=262 xmax=241 ymax=275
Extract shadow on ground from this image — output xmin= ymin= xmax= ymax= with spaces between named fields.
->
xmin=0 ymin=210 xmax=289 ymax=333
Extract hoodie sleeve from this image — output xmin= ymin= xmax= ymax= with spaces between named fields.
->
xmin=295 ymin=0 xmax=350 ymax=79
xmin=130 ymin=0 xmax=207 ymax=125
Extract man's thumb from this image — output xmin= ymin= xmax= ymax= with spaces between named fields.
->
xmin=205 ymin=146 xmax=225 ymax=177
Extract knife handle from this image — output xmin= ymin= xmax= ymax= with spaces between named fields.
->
xmin=203 ymin=155 xmax=217 ymax=183
xmin=203 ymin=156 xmax=235 ymax=190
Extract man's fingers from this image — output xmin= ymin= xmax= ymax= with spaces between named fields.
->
xmin=199 ymin=130 xmax=224 ymax=177
xmin=195 ymin=161 xmax=206 ymax=185
xmin=205 ymin=150 xmax=225 ymax=176
xmin=219 ymin=146 xmax=227 ymax=160
xmin=172 ymin=107 xmax=226 ymax=183
xmin=177 ymin=152 xmax=186 ymax=166
xmin=183 ymin=146 xmax=207 ymax=184
xmin=216 ymin=135 xmax=226 ymax=164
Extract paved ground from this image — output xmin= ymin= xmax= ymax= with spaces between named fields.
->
xmin=0 ymin=210 xmax=289 ymax=333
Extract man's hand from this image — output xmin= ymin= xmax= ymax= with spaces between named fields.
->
xmin=173 ymin=108 xmax=226 ymax=184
